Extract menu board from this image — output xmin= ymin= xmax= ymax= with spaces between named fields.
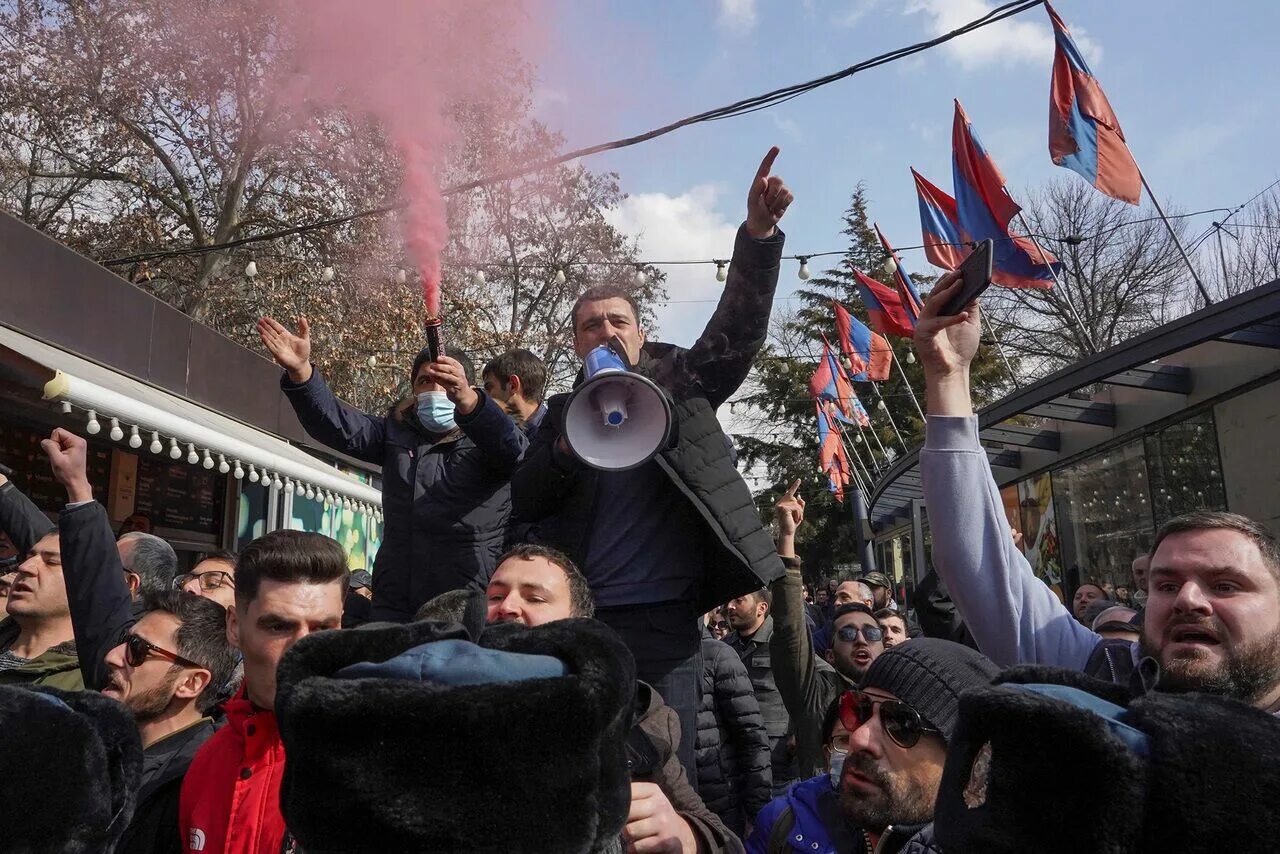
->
xmin=0 ymin=421 xmax=111 ymax=512
xmin=134 ymin=456 xmax=224 ymax=535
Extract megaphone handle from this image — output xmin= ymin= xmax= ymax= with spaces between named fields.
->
xmin=607 ymin=335 xmax=633 ymax=369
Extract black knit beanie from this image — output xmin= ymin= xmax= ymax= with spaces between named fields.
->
xmin=411 ymin=346 xmax=475 ymax=386
xmin=859 ymin=638 xmax=999 ymax=740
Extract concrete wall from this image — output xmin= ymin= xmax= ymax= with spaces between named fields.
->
xmin=1215 ymin=379 xmax=1280 ymax=530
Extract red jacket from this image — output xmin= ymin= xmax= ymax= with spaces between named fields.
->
xmin=179 ymin=689 xmax=288 ymax=853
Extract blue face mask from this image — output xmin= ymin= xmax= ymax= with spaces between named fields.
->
xmin=829 ymin=747 xmax=848 ymax=790
xmin=416 ymin=391 xmax=456 ymax=433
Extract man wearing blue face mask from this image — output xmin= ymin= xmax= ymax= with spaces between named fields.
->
xmin=257 ymin=317 xmax=529 ymax=622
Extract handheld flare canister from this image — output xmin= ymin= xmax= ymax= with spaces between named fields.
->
xmin=423 ymin=316 xmax=445 ymax=364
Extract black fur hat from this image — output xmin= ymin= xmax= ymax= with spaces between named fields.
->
xmin=934 ymin=663 xmax=1280 ymax=854
xmin=0 ymin=686 xmax=143 ymax=853
xmin=274 ymin=617 xmax=636 ymax=854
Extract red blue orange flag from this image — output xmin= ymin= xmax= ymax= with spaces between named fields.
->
xmin=852 ymin=268 xmax=916 ymax=338
xmin=953 ymin=100 xmax=1063 ymax=290
xmin=874 ymin=224 xmax=924 ymax=326
xmin=833 ymin=301 xmax=890 ymax=382
xmin=911 ymin=168 xmax=968 ymax=272
xmin=816 ymin=401 xmax=851 ymax=502
xmin=1047 ymin=3 xmax=1141 ymax=205
xmin=808 ymin=340 xmax=855 ymax=421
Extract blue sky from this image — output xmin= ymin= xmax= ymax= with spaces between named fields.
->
xmin=535 ymin=0 xmax=1279 ymax=346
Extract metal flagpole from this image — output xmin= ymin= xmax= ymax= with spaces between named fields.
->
xmin=871 ymin=382 xmax=910 ymax=454
xmin=981 ymin=312 xmax=1021 ymax=389
xmin=1213 ymin=223 xmax=1234 ymax=294
xmin=857 ymin=418 xmax=889 ymax=470
xmin=889 ymin=348 xmax=926 ymax=422
xmin=1014 ymin=211 xmax=1098 ymax=354
xmin=1140 ymin=170 xmax=1213 ymax=307
xmin=839 ymin=426 xmax=875 ymax=491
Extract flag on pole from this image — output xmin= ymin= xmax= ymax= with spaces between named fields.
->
xmin=912 ymin=168 xmax=969 ymax=272
xmin=1047 ymin=3 xmax=1141 ymax=205
xmin=953 ymin=99 xmax=1063 ymax=290
xmin=808 ymin=340 xmax=856 ymax=421
xmin=852 ymin=268 xmax=917 ymax=338
xmin=874 ymin=223 xmax=925 ymax=325
xmin=816 ymin=401 xmax=851 ymax=502
xmin=834 ymin=301 xmax=892 ymax=382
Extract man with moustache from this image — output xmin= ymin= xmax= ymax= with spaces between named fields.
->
xmin=747 ymin=639 xmax=998 ymax=854
xmin=770 ymin=483 xmax=886 ymax=780
xmin=915 ymin=269 xmax=1280 ymax=708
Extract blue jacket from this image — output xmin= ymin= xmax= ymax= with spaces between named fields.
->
xmin=747 ymin=775 xmax=841 ymax=854
xmin=282 ymin=372 xmax=526 ymax=621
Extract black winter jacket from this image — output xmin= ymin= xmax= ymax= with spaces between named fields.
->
xmin=116 ymin=718 xmax=217 ymax=854
xmin=282 ymin=375 xmax=527 ymax=621
xmin=511 ymin=225 xmax=787 ymax=613
xmin=697 ymin=630 xmax=772 ymax=837
xmin=58 ymin=501 xmax=137 ymax=691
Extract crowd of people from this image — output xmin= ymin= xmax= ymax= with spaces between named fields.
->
xmin=3 ymin=149 xmax=1280 ymax=853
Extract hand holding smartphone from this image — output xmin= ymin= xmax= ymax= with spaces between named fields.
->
xmin=940 ymin=238 xmax=994 ymax=316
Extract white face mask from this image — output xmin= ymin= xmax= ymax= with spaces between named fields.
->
xmin=828 ymin=747 xmax=848 ymax=789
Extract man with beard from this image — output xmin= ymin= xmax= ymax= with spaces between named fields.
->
xmin=725 ymin=588 xmax=791 ymax=791
xmin=770 ymin=484 xmax=886 ymax=780
xmin=104 ymin=591 xmax=239 ymax=854
xmin=481 ymin=348 xmax=548 ymax=436
xmin=914 ymin=270 xmax=1280 ymax=708
xmin=747 ymin=639 xmax=998 ymax=853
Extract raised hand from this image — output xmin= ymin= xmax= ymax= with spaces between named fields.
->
xmin=912 ymin=270 xmax=981 ymax=417
xmin=41 ymin=428 xmax=93 ymax=504
xmin=745 ymin=146 xmax=794 ymax=239
xmin=421 ymin=356 xmax=480 ymax=416
xmin=256 ymin=316 xmax=313 ymax=383
xmin=774 ymin=478 xmax=806 ymax=537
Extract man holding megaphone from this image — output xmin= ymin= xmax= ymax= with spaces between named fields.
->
xmin=512 ymin=146 xmax=793 ymax=782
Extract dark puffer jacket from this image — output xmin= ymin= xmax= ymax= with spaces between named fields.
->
xmin=511 ymin=225 xmax=787 ymax=613
xmin=282 ymin=375 xmax=526 ymax=622
xmin=697 ymin=629 xmax=772 ymax=837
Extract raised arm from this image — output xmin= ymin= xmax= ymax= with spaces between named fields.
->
xmin=686 ymin=147 xmax=790 ymax=408
xmin=427 ymin=357 xmax=527 ymax=474
xmin=768 ymin=481 xmax=823 ymax=719
xmin=914 ymin=273 xmax=1100 ymax=669
xmin=0 ymin=473 xmax=55 ymax=558
xmin=42 ymin=429 xmax=135 ymax=690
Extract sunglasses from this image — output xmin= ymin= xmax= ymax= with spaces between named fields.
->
xmin=123 ymin=632 xmax=203 ymax=670
xmin=173 ymin=569 xmax=235 ymax=592
xmin=835 ymin=624 xmax=885 ymax=644
xmin=839 ymin=689 xmax=941 ymax=749
xmin=712 ymin=620 xmax=730 ymax=631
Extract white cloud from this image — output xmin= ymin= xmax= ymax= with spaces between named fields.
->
xmin=832 ymin=0 xmax=883 ymax=29
xmin=716 ymin=0 xmax=757 ymax=34
xmin=770 ymin=112 xmax=804 ymax=143
xmin=906 ymin=0 xmax=1101 ymax=70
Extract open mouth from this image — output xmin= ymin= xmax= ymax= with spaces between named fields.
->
xmin=1169 ymin=625 xmax=1221 ymax=645
xmin=853 ymin=649 xmax=873 ymax=664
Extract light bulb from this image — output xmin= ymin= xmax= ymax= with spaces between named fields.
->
xmin=554 ymin=268 xmax=566 ymax=285
xmin=202 ymin=450 xmax=214 ymax=470
xmin=86 ymin=409 xmax=101 ymax=435
xmin=233 ymin=460 xmax=244 ymax=479
xmin=877 ymin=400 xmax=887 ymax=412
xmin=395 ymin=268 xmax=407 ymax=285
xmin=186 ymin=444 xmax=198 ymax=465
xmin=305 ymin=485 xmax=315 ymax=499
xmin=273 ymin=474 xmax=284 ymax=489
xmin=218 ymin=454 xmax=230 ymax=474
xmin=248 ymin=465 xmax=259 ymax=483
xmin=169 ymin=438 xmax=182 ymax=460
xmin=294 ymin=481 xmax=305 ymax=497
xmin=366 ymin=355 xmax=377 ymax=368
xmin=798 ymin=258 xmax=810 ymax=281
xmin=906 ymin=351 xmax=916 ymax=365
xmin=321 ymin=265 xmax=335 ymax=283
xmin=60 ymin=401 xmax=72 ymax=415
xmin=779 ymin=362 xmax=790 ymax=375
xmin=323 ymin=492 xmax=332 ymax=507
xmin=633 ymin=265 xmax=646 ymax=286
xmin=150 ymin=432 xmax=162 ymax=454
xmin=715 ymin=261 xmax=727 ymax=283
xmin=284 ymin=478 xmax=294 ymax=494
xmin=855 ymin=433 xmax=863 ymax=443
xmin=882 ymin=256 xmax=896 ymax=275
xmin=128 ymin=425 xmax=142 ymax=448
xmin=472 ymin=269 xmax=486 ymax=287
xmin=244 ymin=260 xmax=258 ymax=278
xmin=108 ymin=418 xmax=124 ymax=442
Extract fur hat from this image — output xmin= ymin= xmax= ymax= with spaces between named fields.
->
xmin=0 ymin=686 xmax=143 ymax=852
xmin=934 ymin=663 xmax=1280 ymax=854
xmin=274 ymin=617 xmax=636 ymax=854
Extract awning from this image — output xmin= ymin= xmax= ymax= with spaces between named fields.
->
xmin=0 ymin=326 xmax=383 ymax=513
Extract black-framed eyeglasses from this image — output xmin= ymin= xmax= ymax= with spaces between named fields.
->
xmin=173 ymin=569 xmax=235 ymax=592
xmin=839 ymin=689 xmax=942 ymax=749
xmin=835 ymin=624 xmax=885 ymax=644
xmin=123 ymin=632 xmax=203 ymax=670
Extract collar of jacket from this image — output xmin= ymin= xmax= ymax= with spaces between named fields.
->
xmin=0 ymin=629 xmax=79 ymax=675
xmin=733 ymin=614 xmax=774 ymax=647
xmin=138 ymin=717 xmax=217 ymax=800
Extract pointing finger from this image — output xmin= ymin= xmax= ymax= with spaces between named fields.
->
xmin=755 ymin=146 xmax=780 ymax=180
xmin=786 ymin=478 xmax=801 ymax=497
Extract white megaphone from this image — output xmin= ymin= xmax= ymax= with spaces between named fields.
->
xmin=563 ymin=341 xmax=673 ymax=471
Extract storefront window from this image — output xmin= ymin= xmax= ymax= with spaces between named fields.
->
xmin=1018 ymin=473 xmax=1064 ymax=587
xmin=1144 ymin=411 xmax=1227 ymax=527
xmin=236 ymin=481 xmax=270 ymax=546
xmin=1053 ymin=440 xmax=1154 ymax=589
xmin=288 ymin=495 xmax=382 ymax=571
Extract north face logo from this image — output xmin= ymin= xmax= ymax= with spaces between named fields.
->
xmin=188 ymin=828 xmax=206 ymax=851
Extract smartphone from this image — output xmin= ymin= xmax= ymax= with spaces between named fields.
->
xmin=940 ymin=238 xmax=994 ymax=316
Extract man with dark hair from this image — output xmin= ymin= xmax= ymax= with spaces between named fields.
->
xmin=105 ymin=590 xmax=238 ymax=854
xmin=875 ymin=610 xmax=909 ymax=649
xmin=180 ymin=529 xmax=347 ymax=854
xmin=259 ymin=317 xmax=527 ymax=621
xmin=413 ymin=587 xmax=470 ymax=624
xmin=748 ymin=640 xmax=998 ymax=854
xmin=771 ymin=484 xmax=886 ymax=779
xmin=725 ymin=588 xmax=790 ymax=794
xmin=512 ymin=148 xmax=794 ymax=779
xmin=174 ymin=551 xmax=237 ymax=611
xmin=915 ymin=271 xmax=1280 ymax=708
xmin=483 ymin=546 xmax=739 ymax=852
xmin=482 ymin=348 xmax=548 ymax=433
xmin=861 ymin=572 xmax=895 ymax=611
